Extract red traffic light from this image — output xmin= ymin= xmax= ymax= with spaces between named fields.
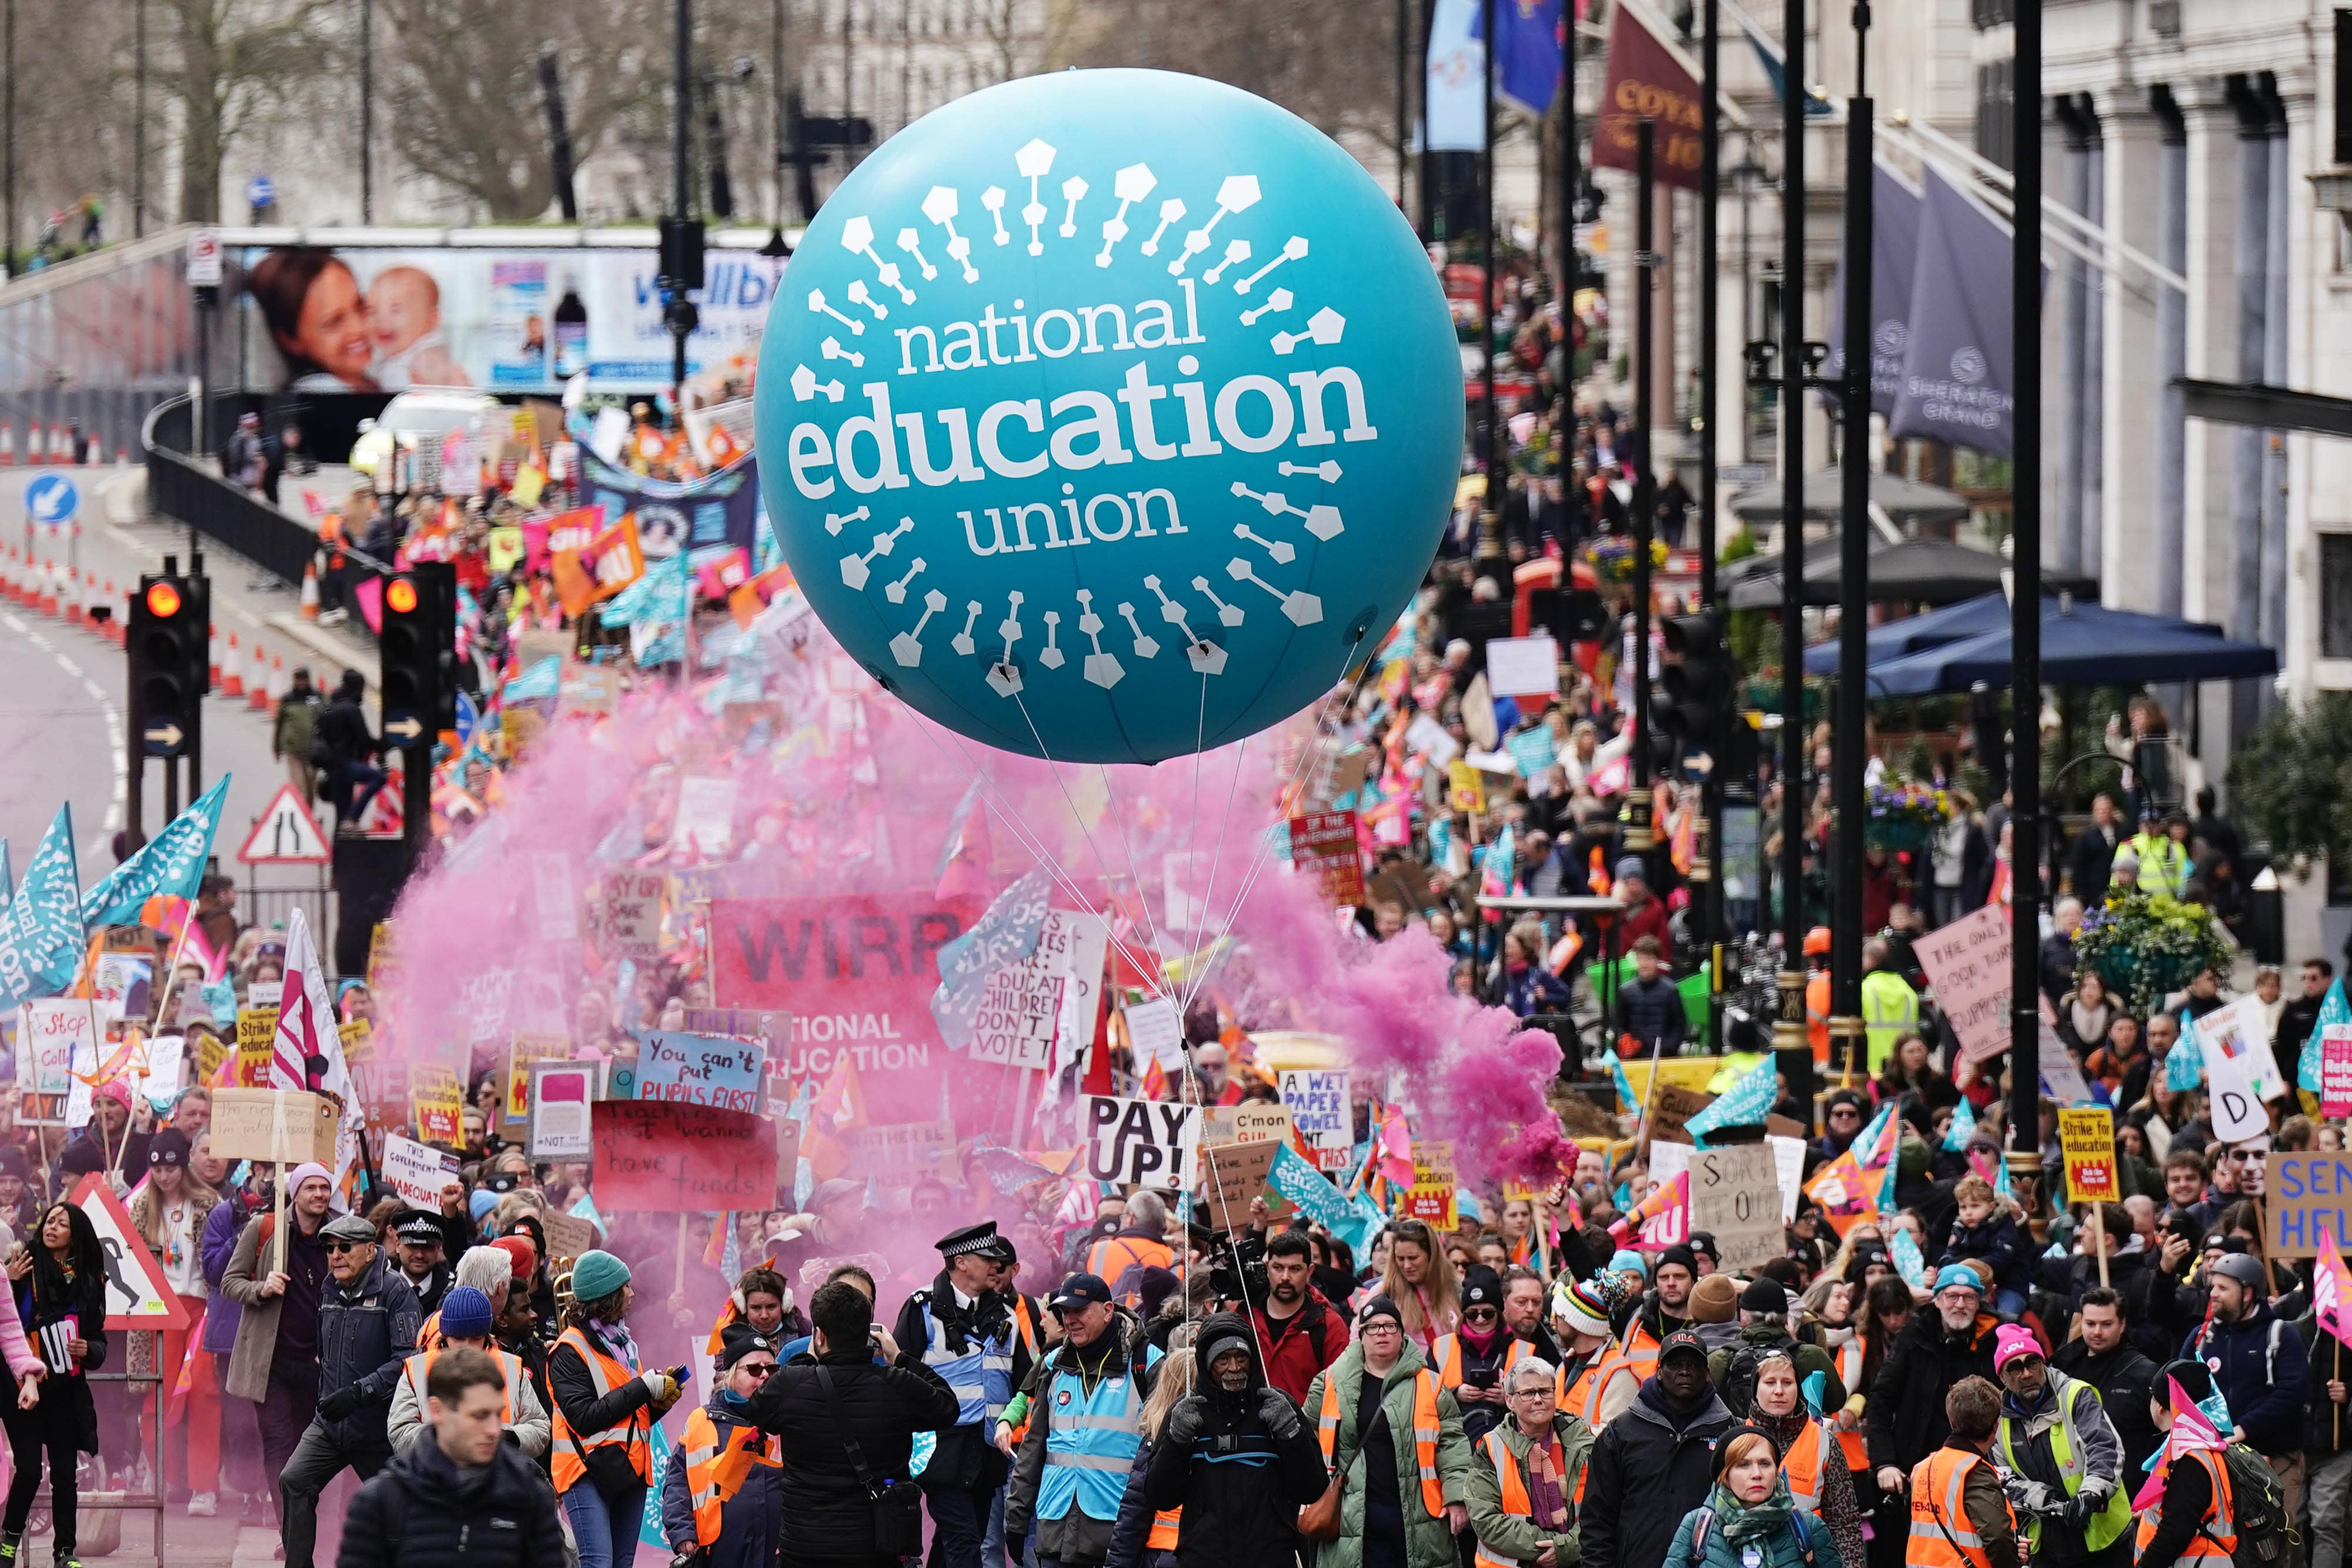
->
xmin=144 ymin=581 xmax=182 ymax=618
xmin=386 ymin=578 xmax=419 ymax=615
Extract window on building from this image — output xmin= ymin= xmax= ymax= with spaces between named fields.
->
xmin=1972 ymin=0 xmax=2014 ymax=25
xmin=1976 ymin=59 xmax=2016 ymax=170
xmin=2324 ymin=533 xmax=2352 ymax=661
xmin=2339 ymin=11 xmax=2352 ymax=163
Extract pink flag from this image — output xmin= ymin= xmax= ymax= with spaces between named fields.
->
xmin=2318 ymin=1225 xmax=2352 ymax=1352
xmin=1611 ymin=1169 xmax=1690 ymax=1250
xmin=2132 ymin=1374 xmax=2231 ymax=1509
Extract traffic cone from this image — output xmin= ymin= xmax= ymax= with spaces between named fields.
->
xmin=299 ymin=558 xmax=320 ymax=620
xmin=85 ymin=436 xmax=102 ymax=467
xmin=1 ymin=422 xmax=14 ymax=465
xmin=115 ymin=447 xmax=128 ymax=465
xmin=249 ymin=648 xmax=275 ymax=711
xmin=51 ymin=424 xmax=66 ymax=464
xmin=220 ymin=631 xmax=244 ymax=697
xmin=26 ymin=424 xmax=43 ymax=464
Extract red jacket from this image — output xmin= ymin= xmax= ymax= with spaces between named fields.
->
xmin=1619 ymin=893 xmax=1673 ymax=962
xmin=1250 ymin=1289 xmax=1350 ymax=1407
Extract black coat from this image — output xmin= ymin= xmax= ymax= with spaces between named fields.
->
xmin=1141 ymin=1315 xmax=1327 ymax=1568
xmin=1579 ymin=1380 xmax=1738 ymax=1568
xmin=335 ymin=1425 xmax=566 ymax=1568
xmin=547 ymin=1320 xmax=659 ymax=1499
xmin=2049 ymin=1337 xmax=2159 ymax=1478
xmin=12 ymin=1261 xmax=108 ymax=1455
xmin=1865 ymin=1308 xmax=1999 ymax=1474
xmin=316 ymin=695 xmax=377 ymax=765
xmin=316 ymin=1253 xmax=422 ymax=1449
xmin=746 ymin=1345 xmax=960 ymax=1560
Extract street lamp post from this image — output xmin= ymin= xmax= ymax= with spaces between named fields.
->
xmin=2009 ymin=0 xmax=2044 ymax=1168
xmin=1478 ymin=0 xmax=1501 ymax=561
xmin=1773 ymin=0 xmax=1810 ymax=1115
xmin=360 ymin=0 xmax=373 ymax=223
xmin=1694 ymin=0 xmax=1722 ymax=987
xmin=134 ymin=0 xmax=146 ymax=238
xmin=1828 ymin=2 xmax=1873 ymax=1087
xmin=1628 ymin=120 xmax=1658 ymax=868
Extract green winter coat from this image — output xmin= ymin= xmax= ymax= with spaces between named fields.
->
xmin=1302 ymin=1341 xmax=1476 ymax=1568
xmin=1464 ymin=1412 xmax=1597 ymax=1564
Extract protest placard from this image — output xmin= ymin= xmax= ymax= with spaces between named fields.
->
xmin=634 ymin=1031 xmax=766 ymax=1112
xmin=2057 ymin=1107 xmax=2117 ymax=1205
xmin=592 ymin=1102 xmax=779 ymax=1211
xmin=1050 ymin=911 xmax=1110 ymax=1072
xmin=1485 ymin=635 xmax=1562 ymax=698
xmin=1233 ymin=1103 xmax=1296 ymax=1146
xmin=1405 ymin=1142 xmax=1458 ymax=1229
xmin=673 ymin=775 xmax=739 ymax=859
xmin=599 ymin=870 xmax=664 ymax=958
xmin=2264 ymin=1152 xmax=2352 ymax=1256
xmin=541 ymin=1208 xmax=599 ymax=1265
xmin=968 ymin=961 xmax=1064 ymax=1071
xmin=1083 ymin=1095 xmax=1201 ymax=1188
xmin=2197 ymin=994 xmax=2288 ymax=1105
xmin=1447 ymin=760 xmax=1487 ymax=814
xmin=1278 ymin=1071 xmax=1351 ymax=1151
xmin=15 ymin=1000 xmax=85 ymax=1125
xmin=196 ymin=1031 xmax=230 ymax=1088
xmin=380 ymin=1133 xmax=460 ymax=1210
xmin=505 ymin=1031 xmax=573 ymax=1126
xmin=1768 ymin=1134 xmax=1806 ymax=1222
xmin=412 ymin=1064 xmax=465 ymax=1147
xmin=681 ymin=1007 xmax=784 ymax=1042
xmin=2323 ymin=1025 xmax=2352 ymax=1119
xmin=1205 ymin=1140 xmax=1283 ymax=1231
xmin=209 ymin=1088 xmax=340 ymax=1166
xmin=337 ymin=1018 xmax=373 ymax=1063
xmin=841 ymin=1120 xmax=954 ymax=1175
xmin=234 ymin=1007 xmax=279 ymax=1086
xmin=1124 ymin=999 xmax=1187 ymax=1073
xmin=1649 ymin=1085 xmax=1716 ymax=1145
xmin=1690 ymin=1143 xmax=1783 ymax=1270
xmin=556 ymin=664 xmax=623 ymax=723
xmin=2040 ymin=1044 xmax=2095 ymax=1108
xmin=1912 ymin=904 xmax=2012 ymax=1062
xmin=1287 ymin=812 xmax=1365 ymax=908
xmin=529 ymin=1059 xmax=601 ymax=1160
xmin=1404 ymin=713 xmax=1460 ymax=770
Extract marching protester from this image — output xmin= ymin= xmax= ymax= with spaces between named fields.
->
xmin=128 ymin=1126 xmax=222 ymax=1514
xmin=1866 ymin=1267 xmax=1998 ymax=1508
xmin=1141 ymin=1312 xmax=1326 ymax=1567
xmin=1905 ymin=1378 xmax=2017 ymax=1568
xmin=660 ymin=1330 xmax=784 ymax=1568
xmin=1464 ymin=1355 xmax=1596 ymax=1568
xmin=1111 ymin=1338 xmax=1195 ymax=1568
xmin=1579 ymin=1330 xmax=1738 ymax=1568
xmin=1987 ymin=1324 xmax=2130 ymax=1568
xmin=3 ymin=1205 xmax=107 ymax=1568
xmin=1747 ymin=1348 xmax=1863 ymax=1568
xmin=1296 ymin=1295 xmax=1475 ymax=1568
xmin=1548 ymin=1276 xmax=1639 ymax=1430
xmin=548 ymin=1250 xmax=683 ymax=1568
xmin=1659 ymin=1425 xmax=1842 ymax=1568
xmin=1249 ymin=1229 xmax=1351 ymax=1407
xmin=2133 ymin=1362 xmax=2254 ymax=1568
xmin=387 ymin=1286 xmax=547 ymax=1457
xmin=1007 ymin=1272 xmax=1162 ymax=1568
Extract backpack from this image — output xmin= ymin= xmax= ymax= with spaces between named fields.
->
xmin=1719 ymin=1343 xmax=1767 ymax=1420
xmin=2202 ymin=1442 xmax=2294 ymax=1568
xmin=1685 ymin=1503 xmax=1815 ymax=1568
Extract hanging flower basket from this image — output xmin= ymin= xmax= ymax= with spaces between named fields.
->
xmin=1864 ymin=781 xmax=1952 ymax=854
xmin=1582 ymin=535 xmax=1669 ymax=584
xmin=2072 ymin=892 xmax=2236 ymax=1015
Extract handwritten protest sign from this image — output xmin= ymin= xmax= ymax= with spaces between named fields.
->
xmin=968 ymin=961 xmax=1064 ymax=1071
xmin=1690 ymin=1144 xmax=1782 ymax=1270
xmin=592 ymin=1102 xmax=779 ymax=1211
xmin=1205 ymin=1140 xmax=1282 ymax=1231
xmin=15 ymin=1000 xmax=86 ymax=1125
xmin=1124 ymin=998 xmax=1187 ymax=1074
xmin=634 ymin=1031 xmax=766 ymax=1112
xmin=2264 ymin=1152 xmax=2352 ymax=1256
xmin=2058 ymin=1107 xmax=2117 ymax=1204
xmin=529 ymin=1059 xmax=602 ymax=1160
xmin=1649 ymin=1085 xmax=1716 ymax=1146
xmin=209 ymin=1088 xmax=340 ymax=1166
xmin=1287 ymin=812 xmax=1365 ymax=908
xmin=1912 ymin=904 xmax=2011 ymax=1062
xmin=2322 ymin=1025 xmax=2352 ymax=1119
xmin=1083 ymin=1095 xmax=1201 ymax=1188
xmin=841 ymin=1120 xmax=954 ymax=1175
xmin=1405 ymin=1142 xmax=1458 ymax=1229
xmin=599 ymin=871 xmax=664 ymax=958
xmin=542 ymin=1208 xmax=598 ymax=1264
xmin=381 ymin=1132 xmax=460 ymax=1210
xmin=1278 ymin=1071 xmax=1351 ymax=1151
xmin=412 ymin=1064 xmax=465 ymax=1147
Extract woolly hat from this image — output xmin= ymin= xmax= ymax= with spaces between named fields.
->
xmin=1195 ymin=1312 xmax=1259 ymax=1380
xmin=1357 ymin=1295 xmax=1405 ymax=1332
xmin=1608 ymin=1249 xmax=1648 ymax=1279
xmin=438 ymin=1286 xmax=495 ymax=1340
xmin=1615 ymin=856 xmax=1646 ymax=884
xmin=570 ymin=1249 xmax=631 ymax=1305
xmin=1992 ymin=1322 xmax=2044 ymax=1372
xmin=286 ymin=1162 xmax=333 ymax=1198
xmin=1932 ymin=1263 xmax=1984 ymax=1297
xmin=469 ymin=1189 xmax=499 ymax=1222
xmin=1689 ymin=1273 xmax=1740 ymax=1324
xmin=1550 ymin=1276 xmax=1614 ymax=1338
xmin=489 ymin=1234 xmax=538 ymax=1280
xmin=1713 ymin=1423 xmax=1784 ymax=1482
xmin=1738 ymin=1278 xmax=1787 ymax=1315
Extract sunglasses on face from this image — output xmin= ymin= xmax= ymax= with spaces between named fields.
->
xmin=324 ymin=1241 xmax=364 ymax=1254
xmin=739 ymin=1362 xmax=777 ymax=1379
xmin=1464 ymin=1306 xmax=1499 ymax=1322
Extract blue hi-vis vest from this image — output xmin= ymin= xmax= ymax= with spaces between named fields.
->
xmin=1038 ymin=1345 xmax=1163 ymax=1523
xmin=921 ymin=1300 xmax=1014 ymax=1430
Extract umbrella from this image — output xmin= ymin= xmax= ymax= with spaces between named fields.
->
xmin=1728 ymin=467 xmax=1974 ymax=531
xmin=1800 ymin=591 xmax=2066 ymax=676
xmin=1853 ymin=597 xmax=2277 ymax=696
xmin=1728 ymin=536 xmax=2097 ymax=609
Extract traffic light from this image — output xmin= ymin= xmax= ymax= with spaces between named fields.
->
xmin=129 ymin=573 xmax=206 ymax=757
xmin=1656 ymin=611 xmax=1740 ymax=766
xmin=379 ymin=564 xmax=455 ymax=750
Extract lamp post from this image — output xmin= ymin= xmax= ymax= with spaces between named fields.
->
xmin=1628 ymin=119 xmax=1658 ymax=868
xmin=2009 ymin=0 xmax=2044 ymax=1171
xmin=359 ymin=0 xmax=373 ymax=223
xmin=1772 ymin=0 xmax=1810 ymax=1113
xmin=1828 ymin=1 xmax=1873 ymax=1087
xmin=1693 ymin=0 xmax=1722 ymax=984
xmin=1478 ymin=0 xmax=1501 ymax=561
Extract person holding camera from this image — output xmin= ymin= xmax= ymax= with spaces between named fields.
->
xmin=549 ymin=1250 xmax=685 ymax=1568
xmin=749 ymin=1281 xmax=961 ymax=1568
xmin=1142 ymin=1312 xmax=1326 ymax=1568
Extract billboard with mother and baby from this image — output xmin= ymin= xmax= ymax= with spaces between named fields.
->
xmin=237 ymin=243 xmax=787 ymax=394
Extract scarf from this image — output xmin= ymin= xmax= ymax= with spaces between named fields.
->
xmin=590 ymin=1318 xmax=640 ymax=1372
xmin=1523 ymin=1425 xmax=1574 ymax=1530
xmin=1713 ymin=1477 xmax=1801 ymax=1542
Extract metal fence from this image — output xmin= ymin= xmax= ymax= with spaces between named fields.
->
xmin=142 ymin=393 xmax=326 ymax=587
xmin=239 ymin=877 xmax=339 ymax=965
xmin=0 ymin=232 xmax=199 ymax=462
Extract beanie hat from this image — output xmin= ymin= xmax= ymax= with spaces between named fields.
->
xmin=1656 ymin=1245 xmax=1699 ymax=1275
xmin=1357 ymin=1295 xmax=1405 ymax=1332
xmin=286 ymin=1162 xmax=333 ymax=1198
xmin=717 ymin=1326 xmax=780 ymax=1370
xmin=1713 ymin=1423 xmax=1783 ymax=1482
xmin=1689 ymin=1273 xmax=1740 ymax=1324
xmin=1551 ymin=1277 xmax=1614 ymax=1338
xmin=1615 ymin=856 xmax=1645 ymax=884
xmin=1460 ymin=1265 xmax=1504 ymax=1310
xmin=437 ymin=1286 xmax=495 ymax=1340
xmin=1609 ymin=1249 xmax=1648 ymax=1279
xmin=570 ymin=1249 xmax=631 ymax=1305
xmin=1738 ymin=1278 xmax=1786 ymax=1315
xmin=1932 ymin=1264 xmax=1984 ymax=1296
xmin=1992 ymin=1322 xmax=2044 ymax=1372
xmin=469 ymin=1188 xmax=500 ymax=1222
xmin=1194 ymin=1312 xmax=1258 ymax=1381
xmin=491 ymin=1235 xmax=539 ymax=1279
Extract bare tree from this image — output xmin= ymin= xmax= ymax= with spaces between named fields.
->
xmin=1068 ymin=0 xmax=1392 ymax=145
xmin=155 ymin=0 xmax=332 ymax=222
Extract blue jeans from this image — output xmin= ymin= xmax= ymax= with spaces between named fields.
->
xmin=562 ymin=1478 xmax=647 ymax=1568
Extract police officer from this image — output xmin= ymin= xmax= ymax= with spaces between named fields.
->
xmin=893 ymin=1222 xmax=1035 ymax=1568
xmin=1007 ymin=1272 xmax=1161 ymax=1568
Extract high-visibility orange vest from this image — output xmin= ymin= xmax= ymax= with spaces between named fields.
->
xmin=1553 ymin=1350 xmax=1628 ymax=1427
xmin=416 ymin=1310 xmax=443 ymax=1353
xmin=1429 ymin=1334 xmax=1536 ymax=1392
xmin=2135 ymin=1449 xmax=2236 ymax=1564
xmin=400 ymin=1346 xmax=522 ymax=1426
xmin=1614 ymin=1322 xmax=1661 ymax=1382
xmin=1908 ymin=1447 xmax=2016 ymax=1568
xmin=1318 ymin=1365 xmax=1446 ymax=1518
xmin=681 ymin=1406 xmax=781 ymax=1546
xmin=1146 ymin=1507 xmax=1182 ymax=1550
xmin=1472 ymin=1426 xmax=1571 ymax=1568
xmin=1806 ymin=973 xmax=1832 ymax=1065
xmin=1832 ymin=1340 xmax=1869 ymax=1470
xmin=1087 ymin=1235 xmax=1175 ymax=1305
xmin=549 ymin=1326 xmax=653 ymax=1495
xmin=1780 ymin=1418 xmax=1836 ymax=1514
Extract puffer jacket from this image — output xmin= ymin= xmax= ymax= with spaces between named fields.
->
xmin=315 ymin=1253 xmax=423 ymax=1448
xmin=1864 ymin=1308 xmax=1999 ymax=1476
xmin=333 ymin=1423 xmax=566 ymax=1568
xmin=2183 ymin=1302 xmax=2307 ymax=1456
xmin=744 ymin=1342 xmax=960 ymax=1560
xmin=1464 ymin=1412 xmax=1596 ymax=1564
xmin=1298 ymin=1339 xmax=1477 ymax=1568
xmin=1659 ymin=1479 xmax=1845 ymax=1568
xmin=1142 ymin=1312 xmax=1328 ymax=1568
xmin=1579 ymin=1379 xmax=1738 ymax=1568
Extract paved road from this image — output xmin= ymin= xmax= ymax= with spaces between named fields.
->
xmin=0 ymin=465 xmax=377 ymax=901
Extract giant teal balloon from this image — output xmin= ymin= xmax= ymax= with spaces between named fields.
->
xmin=755 ymin=69 xmax=1461 ymax=764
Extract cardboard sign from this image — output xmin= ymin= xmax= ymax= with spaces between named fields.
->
xmin=2058 ymin=1106 xmax=2117 ymax=1205
xmin=1913 ymin=904 xmax=2012 ymax=1062
xmin=968 ymin=961 xmax=1064 ymax=1071
xmin=2263 ymin=1152 xmax=2352 ymax=1256
xmin=209 ymin=1088 xmax=340 ymax=1165
xmin=380 ymin=1132 xmax=460 ymax=1211
xmin=592 ymin=1101 xmax=780 ymax=1212
xmin=1278 ymin=1071 xmax=1351 ymax=1151
xmin=1485 ymin=634 xmax=1562 ymax=698
xmin=1405 ymin=1142 xmax=1458 ymax=1229
xmin=15 ymin=999 xmax=88 ymax=1125
xmin=1446 ymin=759 xmax=1488 ymax=814
xmin=1689 ymin=1142 xmax=1783 ymax=1270
xmin=529 ymin=1059 xmax=603 ymax=1159
xmin=412 ymin=1064 xmax=466 ymax=1147
xmin=505 ymin=1031 xmax=572 ymax=1125
xmin=1083 ymin=1095 xmax=1201 ymax=1188
xmin=1051 ymin=911 xmax=1111 ymax=1073
xmin=1205 ymin=1139 xmax=1283 ymax=1231
xmin=1649 ymin=1084 xmax=1716 ymax=1145
xmin=1288 ymin=811 xmax=1366 ymax=908
xmin=2321 ymin=1025 xmax=2352 ymax=1119
xmin=542 ymin=1208 xmax=599 ymax=1265
xmin=634 ymin=1031 xmax=766 ymax=1112
xmin=556 ymin=664 xmax=623 ymax=723
xmin=840 ymin=1119 xmax=954 ymax=1175
xmin=69 ymin=1176 xmax=190 ymax=1329
xmin=599 ymin=870 xmax=665 ymax=958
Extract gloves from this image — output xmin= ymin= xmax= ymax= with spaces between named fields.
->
xmin=1258 ymin=1387 xmax=1304 ymax=1442
xmin=670 ymin=1550 xmax=706 ymax=1568
xmin=2005 ymin=1479 xmax=2052 ymax=1515
xmin=316 ymin=1386 xmax=360 ymax=1421
xmin=1164 ymin=1396 xmax=1207 ymax=1449
xmin=641 ymin=1370 xmax=678 ymax=1405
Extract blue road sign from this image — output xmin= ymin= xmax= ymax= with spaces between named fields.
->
xmin=454 ymin=689 xmax=479 ymax=746
xmin=25 ymin=474 xmax=78 ymax=527
xmin=246 ymin=175 xmax=276 ymax=209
